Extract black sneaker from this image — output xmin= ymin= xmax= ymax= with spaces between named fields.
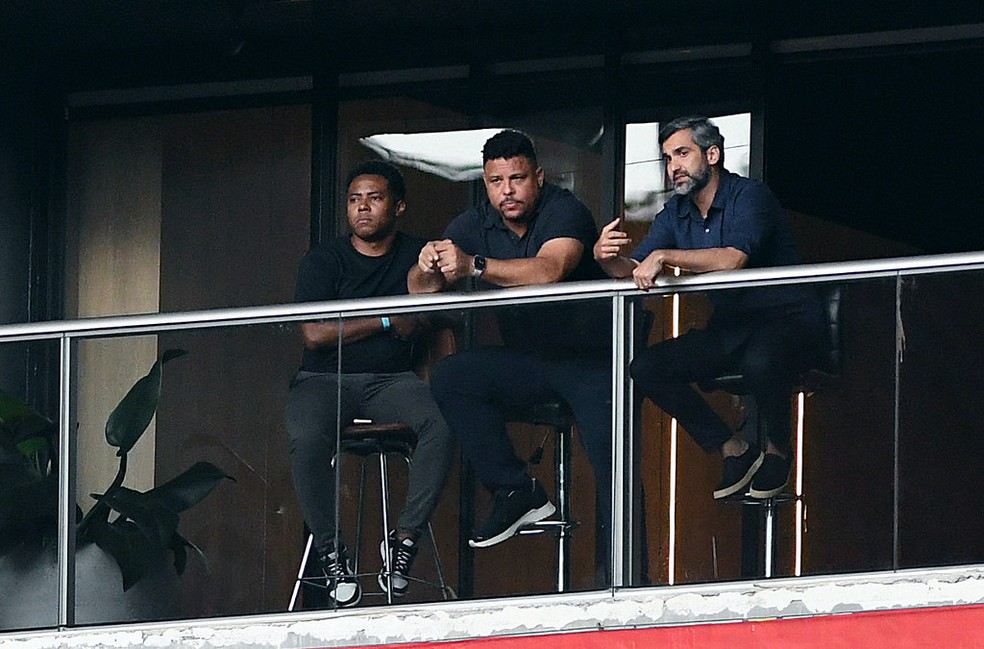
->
xmin=315 ymin=543 xmax=362 ymax=607
xmin=378 ymin=533 xmax=418 ymax=597
xmin=469 ymin=478 xmax=556 ymax=548
xmin=749 ymin=453 xmax=791 ymax=499
xmin=713 ymin=442 xmax=764 ymax=499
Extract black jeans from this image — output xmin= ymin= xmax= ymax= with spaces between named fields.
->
xmin=429 ymin=346 xmax=612 ymax=569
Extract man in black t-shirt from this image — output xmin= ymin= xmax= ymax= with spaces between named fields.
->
xmin=285 ymin=161 xmax=452 ymax=607
xmin=409 ymin=130 xmax=612 ymax=570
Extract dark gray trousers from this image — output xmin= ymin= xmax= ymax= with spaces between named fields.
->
xmin=284 ymin=371 xmax=454 ymax=550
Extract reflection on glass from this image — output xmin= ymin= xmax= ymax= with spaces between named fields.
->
xmin=359 ymin=129 xmax=504 ymax=181
xmin=632 ymin=279 xmax=899 ymax=586
xmin=898 ymin=271 xmax=984 ymax=569
xmin=338 ymin=97 xmax=606 ymax=245
xmin=0 ymin=341 xmax=60 ymax=631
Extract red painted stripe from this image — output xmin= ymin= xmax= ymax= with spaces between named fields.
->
xmin=378 ymin=604 xmax=984 ymax=649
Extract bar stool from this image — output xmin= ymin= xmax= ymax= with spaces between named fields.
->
xmin=701 ymin=285 xmax=843 ymax=577
xmin=288 ymin=421 xmax=454 ymax=610
xmin=511 ymin=398 xmax=578 ymax=593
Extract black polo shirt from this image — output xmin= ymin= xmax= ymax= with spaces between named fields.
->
xmin=444 ymin=182 xmax=609 ymax=355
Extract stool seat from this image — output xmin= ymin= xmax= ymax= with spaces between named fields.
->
xmin=340 ymin=422 xmax=416 ymax=456
xmin=288 ymin=420 xmax=453 ymax=610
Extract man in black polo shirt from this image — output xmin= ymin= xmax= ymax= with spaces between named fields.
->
xmin=285 ymin=161 xmax=453 ymax=607
xmin=595 ymin=116 xmax=821 ymax=500
xmin=409 ymin=129 xmax=611 ymax=557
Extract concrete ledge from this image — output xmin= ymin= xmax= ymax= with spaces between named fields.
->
xmin=2 ymin=564 xmax=982 ymax=648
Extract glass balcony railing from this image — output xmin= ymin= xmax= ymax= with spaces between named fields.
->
xmin=1 ymin=252 xmax=983 ymax=631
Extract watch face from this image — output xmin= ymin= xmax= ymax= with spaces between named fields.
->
xmin=472 ymin=254 xmax=486 ymax=278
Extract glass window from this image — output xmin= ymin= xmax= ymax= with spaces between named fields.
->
xmin=624 ymin=113 xmax=750 ymax=223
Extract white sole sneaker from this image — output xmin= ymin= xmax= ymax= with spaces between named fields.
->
xmin=713 ymin=451 xmax=764 ymax=500
xmin=377 ymin=539 xmax=410 ymax=597
xmin=468 ymin=501 xmax=557 ymax=548
xmin=329 ymin=579 xmax=362 ymax=607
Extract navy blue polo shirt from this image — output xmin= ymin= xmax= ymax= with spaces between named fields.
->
xmin=631 ymin=169 xmax=819 ymax=322
xmin=444 ymin=182 xmax=609 ymax=354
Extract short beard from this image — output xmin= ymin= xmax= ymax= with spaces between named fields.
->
xmin=672 ymin=163 xmax=712 ymax=196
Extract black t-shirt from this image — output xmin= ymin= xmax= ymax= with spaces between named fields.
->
xmin=294 ymin=232 xmax=424 ymax=373
xmin=444 ymin=182 xmax=609 ymax=356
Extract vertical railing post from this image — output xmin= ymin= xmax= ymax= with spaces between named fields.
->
xmin=610 ymin=294 xmax=632 ymax=588
xmin=57 ymin=335 xmax=76 ymax=628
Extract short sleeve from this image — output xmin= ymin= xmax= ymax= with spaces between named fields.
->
xmin=630 ymin=208 xmax=677 ymax=262
xmin=534 ymin=190 xmax=597 ymax=248
xmin=721 ymin=181 xmax=781 ymax=258
xmin=293 ymin=250 xmax=338 ymax=303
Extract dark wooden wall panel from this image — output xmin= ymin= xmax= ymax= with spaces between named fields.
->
xmin=156 ymin=105 xmax=312 ymax=615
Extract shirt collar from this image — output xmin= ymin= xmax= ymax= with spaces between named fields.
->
xmin=709 ymin=168 xmax=737 ymax=212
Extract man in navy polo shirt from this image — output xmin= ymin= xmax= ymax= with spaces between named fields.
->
xmin=409 ymin=129 xmax=613 ymax=567
xmin=594 ymin=116 xmax=822 ymax=500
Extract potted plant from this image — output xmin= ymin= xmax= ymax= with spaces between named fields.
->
xmin=0 ymin=348 xmax=232 ymax=624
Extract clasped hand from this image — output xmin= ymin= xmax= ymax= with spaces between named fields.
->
xmin=418 ymin=239 xmax=470 ymax=283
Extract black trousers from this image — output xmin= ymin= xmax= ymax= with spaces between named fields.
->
xmin=429 ymin=346 xmax=613 ymax=574
xmin=630 ymin=316 xmax=821 ymax=454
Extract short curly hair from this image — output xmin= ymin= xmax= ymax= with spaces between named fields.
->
xmin=345 ymin=160 xmax=406 ymax=201
xmin=482 ymin=129 xmax=538 ymax=166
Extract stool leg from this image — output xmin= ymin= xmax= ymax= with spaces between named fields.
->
xmin=400 ymin=452 xmax=454 ymax=600
xmin=288 ymin=533 xmax=315 ymax=611
xmin=425 ymin=521 xmax=454 ymax=600
xmin=555 ymin=424 xmax=572 ymax=593
xmin=353 ymin=456 xmax=369 ymax=576
xmin=763 ymin=499 xmax=776 ymax=578
xmin=378 ymin=449 xmax=394 ymax=604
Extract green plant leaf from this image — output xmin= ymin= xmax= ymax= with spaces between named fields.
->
xmin=104 ymin=349 xmax=186 ymax=455
xmin=168 ymin=533 xmax=193 ymax=575
xmin=0 ymin=388 xmax=36 ymax=424
xmin=91 ymin=487 xmax=180 ymax=549
xmin=145 ymin=461 xmax=234 ymax=513
xmin=87 ymin=520 xmax=153 ymax=592
xmin=0 ymin=388 xmax=56 ymax=455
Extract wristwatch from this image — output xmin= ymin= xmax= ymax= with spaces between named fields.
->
xmin=471 ymin=254 xmax=487 ymax=278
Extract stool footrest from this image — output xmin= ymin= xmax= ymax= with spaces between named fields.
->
xmin=517 ymin=519 xmax=579 ymax=535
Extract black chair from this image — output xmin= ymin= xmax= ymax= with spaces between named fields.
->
xmin=288 ymin=421 xmax=454 ymax=610
xmin=700 ymin=284 xmax=843 ymax=577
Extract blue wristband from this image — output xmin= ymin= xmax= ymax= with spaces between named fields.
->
xmin=381 ymin=317 xmax=391 ymax=331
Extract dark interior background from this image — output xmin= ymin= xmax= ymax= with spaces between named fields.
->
xmin=0 ymin=0 xmax=981 ymax=622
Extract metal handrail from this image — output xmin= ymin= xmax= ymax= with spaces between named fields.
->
xmin=2 ymin=251 xmax=984 ymax=342
xmin=4 ymin=248 xmax=983 ymax=627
